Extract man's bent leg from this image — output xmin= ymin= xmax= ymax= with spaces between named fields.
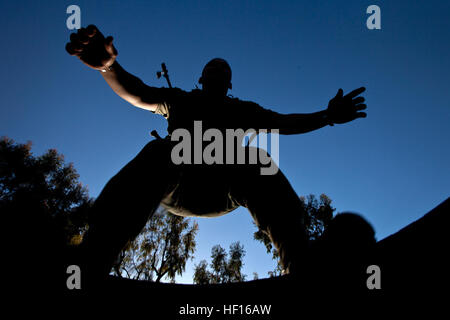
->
xmin=81 ymin=139 xmax=177 ymax=280
xmin=229 ymin=154 xmax=308 ymax=274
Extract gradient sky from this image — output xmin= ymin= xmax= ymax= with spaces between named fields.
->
xmin=1 ymin=0 xmax=449 ymax=283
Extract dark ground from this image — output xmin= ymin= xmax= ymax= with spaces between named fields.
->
xmin=9 ymin=198 xmax=449 ymax=314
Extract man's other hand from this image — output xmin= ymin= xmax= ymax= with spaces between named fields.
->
xmin=65 ymin=25 xmax=118 ymax=71
xmin=327 ymin=87 xmax=367 ymax=125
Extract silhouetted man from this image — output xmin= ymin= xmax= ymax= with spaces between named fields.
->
xmin=66 ymin=25 xmax=367 ymax=280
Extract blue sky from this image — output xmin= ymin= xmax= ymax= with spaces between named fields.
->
xmin=1 ymin=0 xmax=449 ymax=283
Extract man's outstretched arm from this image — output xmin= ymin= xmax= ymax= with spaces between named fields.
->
xmin=65 ymin=25 xmax=160 ymax=112
xmin=272 ymin=87 xmax=367 ymax=135
xmin=100 ymin=61 xmax=159 ymax=111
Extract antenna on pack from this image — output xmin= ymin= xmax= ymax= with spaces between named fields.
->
xmin=156 ymin=63 xmax=172 ymax=88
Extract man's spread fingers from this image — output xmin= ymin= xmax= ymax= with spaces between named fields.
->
xmin=352 ymin=96 xmax=365 ymax=105
xmin=335 ymin=88 xmax=343 ymax=98
xmin=69 ymin=40 xmax=84 ymax=51
xmin=356 ymin=112 xmax=367 ymax=118
xmin=355 ymin=103 xmax=367 ymax=111
xmin=65 ymin=42 xmax=81 ymax=56
xmin=65 ymin=42 xmax=76 ymax=55
xmin=346 ymin=87 xmax=366 ymax=99
xmin=77 ymin=28 xmax=90 ymax=44
xmin=70 ymin=32 xmax=78 ymax=42
xmin=69 ymin=32 xmax=85 ymax=47
xmin=105 ymin=36 xmax=114 ymax=46
xmin=77 ymin=27 xmax=87 ymax=36
xmin=86 ymin=24 xmax=98 ymax=37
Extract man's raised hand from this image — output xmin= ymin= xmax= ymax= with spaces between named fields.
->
xmin=327 ymin=87 xmax=367 ymax=125
xmin=65 ymin=25 xmax=118 ymax=71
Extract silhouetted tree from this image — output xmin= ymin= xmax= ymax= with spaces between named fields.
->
xmin=113 ymin=208 xmax=198 ymax=282
xmin=193 ymin=242 xmax=246 ymax=284
xmin=254 ymin=194 xmax=334 ymax=277
xmin=0 ymin=137 xmax=92 ymax=244
xmin=1 ymin=137 xmax=198 ymax=285
xmin=192 ymin=260 xmax=212 ymax=285
xmin=0 ymin=137 xmax=92 ymax=288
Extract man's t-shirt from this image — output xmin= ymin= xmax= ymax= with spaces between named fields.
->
xmin=145 ymin=87 xmax=280 ymax=135
xmin=141 ymin=87 xmax=281 ymax=217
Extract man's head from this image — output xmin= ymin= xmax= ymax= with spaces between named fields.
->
xmin=199 ymin=58 xmax=232 ymax=97
xmin=321 ymin=212 xmax=376 ymax=253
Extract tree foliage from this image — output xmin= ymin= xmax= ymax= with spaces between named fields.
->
xmin=0 ymin=137 xmax=204 ymax=285
xmin=253 ymin=194 xmax=335 ymax=277
xmin=0 ymin=137 xmax=91 ymax=246
xmin=1 ymin=137 xmax=200 ymax=284
xmin=113 ymin=208 xmax=199 ymax=282
xmin=0 ymin=137 xmax=92 ymax=288
xmin=193 ymin=242 xmax=246 ymax=284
